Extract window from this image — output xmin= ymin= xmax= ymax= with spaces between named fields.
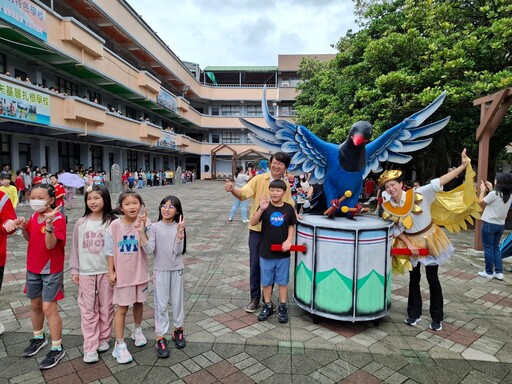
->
xmin=88 ymin=90 xmax=101 ymax=104
xmin=91 ymin=145 xmax=103 ymax=171
xmin=0 ymin=53 xmax=6 ymax=74
xmin=212 ymin=134 xmax=220 ymax=144
xmin=222 ymin=132 xmax=240 ymax=144
xmin=127 ymin=150 xmax=138 ymax=172
xmin=14 ymin=69 xmax=27 ymax=81
xmin=0 ymin=135 xmax=10 ymax=168
xmin=246 ymin=105 xmax=262 ymax=116
xmin=58 ymin=142 xmax=80 ymax=171
xmin=211 ymin=106 xmax=220 ymax=116
xmin=221 ymin=105 xmax=240 ymax=116
xmin=125 ymin=105 xmax=137 ymax=120
xmin=144 ymin=153 xmax=149 ymax=170
xmin=57 ymin=77 xmax=78 ymax=96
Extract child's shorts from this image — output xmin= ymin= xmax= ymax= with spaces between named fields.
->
xmin=260 ymin=257 xmax=290 ymax=287
xmin=25 ymin=271 xmax=65 ymax=301
xmin=114 ymin=282 xmax=149 ymax=306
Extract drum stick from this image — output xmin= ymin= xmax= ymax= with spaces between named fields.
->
xmin=271 ymin=244 xmax=307 ymax=253
xmin=341 ymin=206 xmax=370 ymax=213
xmin=324 ymin=191 xmax=352 ymax=216
xmin=391 ymin=248 xmax=429 ymax=256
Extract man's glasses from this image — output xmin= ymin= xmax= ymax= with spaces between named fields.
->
xmin=160 ymin=205 xmax=176 ymax=210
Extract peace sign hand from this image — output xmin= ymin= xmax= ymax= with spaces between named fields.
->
xmin=44 ymin=206 xmax=60 ymax=225
xmin=177 ymin=215 xmax=185 ymax=239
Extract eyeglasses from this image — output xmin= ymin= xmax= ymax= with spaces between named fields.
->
xmin=160 ymin=204 xmax=176 ymax=210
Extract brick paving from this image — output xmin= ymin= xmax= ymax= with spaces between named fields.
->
xmin=0 ymin=180 xmax=512 ymax=383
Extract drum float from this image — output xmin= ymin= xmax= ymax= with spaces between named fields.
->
xmin=294 ymin=214 xmax=393 ymax=324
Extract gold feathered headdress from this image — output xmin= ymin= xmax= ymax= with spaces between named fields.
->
xmin=378 ymin=170 xmax=402 ymax=187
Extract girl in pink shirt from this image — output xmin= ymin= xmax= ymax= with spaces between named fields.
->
xmin=70 ymin=185 xmax=117 ymax=363
xmin=105 ymin=191 xmax=149 ymax=364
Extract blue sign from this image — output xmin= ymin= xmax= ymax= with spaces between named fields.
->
xmin=0 ymin=0 xmax=48 ymax=41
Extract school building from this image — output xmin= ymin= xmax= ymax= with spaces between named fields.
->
xmin=0 ymin=0 xmax=335 ymax=179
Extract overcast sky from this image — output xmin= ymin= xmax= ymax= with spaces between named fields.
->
xmin=126 ymin=0 xmax=358 ymax=68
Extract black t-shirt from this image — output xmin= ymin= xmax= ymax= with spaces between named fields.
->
xmin=259 ymin=202 xmax=297 ymax=259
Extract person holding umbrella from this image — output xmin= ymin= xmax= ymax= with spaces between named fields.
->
xmin=58 ymin=171 xmax=85 ymax=210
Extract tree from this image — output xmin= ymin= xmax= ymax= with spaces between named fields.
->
xmin=294 ymin=0 xmax=512 ymax=178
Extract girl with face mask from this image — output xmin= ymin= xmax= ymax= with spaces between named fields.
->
xmin=18 ymin=184 xmax=67 ymax=370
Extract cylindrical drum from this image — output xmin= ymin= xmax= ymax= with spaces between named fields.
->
xmin=294 ymin=215 xmax=393 ymax=322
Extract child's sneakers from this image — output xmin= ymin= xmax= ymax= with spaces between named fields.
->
xmin=22 ymin=335 xmax=48 ymax=357
xmin=257 ymin=303 xmax=274 ymax=321
xmin=131 ymin=328 xmax=147 ymax=347
xmin=39 ymin=347 xmax=65 ymax=370
xmin=112 ymin=342 xmax=133 ymax=364
xmin=156 ymin=337 xmax=170 ymax=358
xmin=97 ymin=340 xmax=110 ymax=353
xmin=173 ymin=328 xmax=186 ymax=349
xmin=278 ymin=304 xmax=288 ymax=323
xmin=83 ymin=351 xmax=99 ymax=363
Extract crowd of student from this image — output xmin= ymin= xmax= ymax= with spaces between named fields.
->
xmin=121 ymin=168 xmax=196 ymax=190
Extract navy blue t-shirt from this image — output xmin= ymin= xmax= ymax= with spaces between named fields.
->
xmin=259 ymin=202 xmax=297 ymax=259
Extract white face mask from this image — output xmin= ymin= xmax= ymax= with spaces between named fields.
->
xmin=30 ymin=199 xmax=48 ymax=212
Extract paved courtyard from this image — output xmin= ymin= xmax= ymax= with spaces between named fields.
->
xmin=1 ymin=180 xmax=512 ymax=384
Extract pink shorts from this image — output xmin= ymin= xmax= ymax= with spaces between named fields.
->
xmin=113 ymin=282 xmax=149 ymax=306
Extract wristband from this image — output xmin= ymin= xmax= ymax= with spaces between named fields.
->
xmin=45 ymin=226 xmax=54 ymax=233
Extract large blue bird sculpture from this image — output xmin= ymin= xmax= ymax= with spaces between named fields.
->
xmin=240 ymin=88 xmax=450 ymax=212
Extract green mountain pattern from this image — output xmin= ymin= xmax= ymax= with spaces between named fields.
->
xmin=295 ymin=261 xmax=312 ymax=304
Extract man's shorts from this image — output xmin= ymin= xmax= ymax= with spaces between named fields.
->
xmin=260 ymin=257 xmax=290 ymax=287
xmin=25 ymin=271 xmax=65 ymax=301
xmin=114 ymin=282 xmax=149 ymax=306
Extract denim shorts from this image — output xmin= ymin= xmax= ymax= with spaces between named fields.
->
xmin=260 ymin=257 xmax=290 ymax=286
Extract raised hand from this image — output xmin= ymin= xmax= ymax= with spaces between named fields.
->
xmin=177 ymin=215 xmax=185 ymax=239
xmin=259 ymin=195 xmax=270 ymax=211
xmin=461 ymin=148 xmax=469 ymax=167
xmin=44 ymin=206 xmax=60 ymax=225
xmin=224 ymin=179 xmax=234 ymax=192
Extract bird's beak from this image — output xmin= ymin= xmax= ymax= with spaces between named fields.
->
xmin=352 ymin=134 xmax=367 ymax=146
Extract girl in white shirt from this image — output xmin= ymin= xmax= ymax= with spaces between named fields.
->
xmin=478 ymin=172 xmax=512 ymax=280
xmin=70 ymin=185 xmax=117 ymax=363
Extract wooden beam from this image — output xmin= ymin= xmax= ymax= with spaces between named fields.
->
xmin=475 ymin=89 xmax=509 ymax=140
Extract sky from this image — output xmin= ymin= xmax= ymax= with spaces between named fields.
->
xmin=126 ymin=0 xmax=359 ymax=68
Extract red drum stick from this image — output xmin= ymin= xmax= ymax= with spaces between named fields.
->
xmin=271 ymin=244 xmax=307 ymax=253
xmin=391 ymin=248 xmax=429 ymax=256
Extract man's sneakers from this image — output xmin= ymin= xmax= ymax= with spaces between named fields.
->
xmin=130 ymin=328 xmax=147 ymax=347
xmin=173 ymin=328 xmax=186 ymax=349
xmin=278 ymin=304 xmax=288 ymax=323
xmin=22 ymin=335 xmax=48 ymax=357
xmin=156 ymin=338 xmax=170 ymax=358
xmin=112 ymin=342 xmax=133 ymax=364
xmin=493 ymin=272 xmax=504 ymax=280
xmin=257 ymin=303 xmax=274 ymax=321
xmin=39 ymin=347 xmax=65 ymax=370
xmin=404 ymin=317 xmax=421 ymax=326
xmin=429 ymin=322 xmax=443 ymax=331
xmin=245 ymin=298 xmax=260 ymax=313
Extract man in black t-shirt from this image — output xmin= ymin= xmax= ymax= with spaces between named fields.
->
xmin=250 ymin=179 xmax=297 ymax=323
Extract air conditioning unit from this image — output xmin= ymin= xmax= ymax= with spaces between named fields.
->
xmin=281 ymin=81 xmax=289 ymax=87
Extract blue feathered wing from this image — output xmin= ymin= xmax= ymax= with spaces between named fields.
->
xmin=364 ymin=92 xmax=450 ymax=178
xmin=239 ymin=88 xmax=337 ymax=184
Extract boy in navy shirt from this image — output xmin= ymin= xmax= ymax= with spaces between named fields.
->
xmin=250 ymin=179 xmax=297 ymax=323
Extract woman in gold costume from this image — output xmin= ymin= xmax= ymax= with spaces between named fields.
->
xmin=378 ymin=149 xmax=469 ymax=331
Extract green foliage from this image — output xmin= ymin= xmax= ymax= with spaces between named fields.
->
xmin=295 ymin=0 xmax=512 ymax=174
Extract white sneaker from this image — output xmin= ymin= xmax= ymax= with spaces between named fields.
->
xmin=83 ymin=351 xmax=98 ymax=363
xmin=493 ymin=272 xmax=504 ymax=280
xmin=0 ymin=322 xmax=4 ymax=335
xmin=98 ymin=340 xmax=110 ymax=352
xmin=478 ymin=271 xmax=493 ymax=279
xmin=112 ymin=342 xmax=133 ymax=364
xmin=130 ymin=328 xmax=147 ymax=347
xmin=242 ymin=219 xmax=250 ymax=223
